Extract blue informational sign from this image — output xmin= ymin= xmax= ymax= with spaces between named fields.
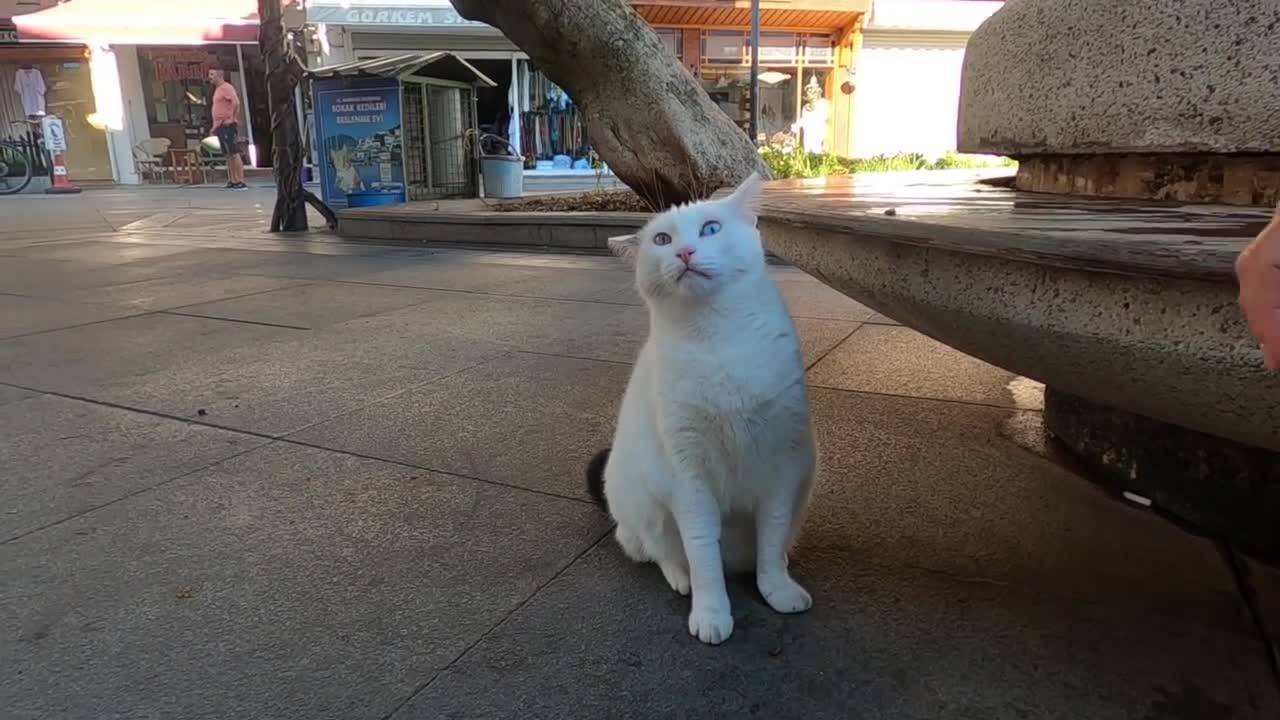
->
xmin=312 ymin=76 xmax=407 ymax=208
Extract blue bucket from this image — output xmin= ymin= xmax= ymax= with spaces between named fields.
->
xmin=347 ymin=191 xmax=403 ymax=208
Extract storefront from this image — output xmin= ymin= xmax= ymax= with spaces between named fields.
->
xmin=1 ymin=7 xmax=113 ymax=181
xmin=304 ymin=1 xmax=597 ymax=170
xmin=632 ymin=1 xmax=865 ymax=156
xmin=696 ymin=31 xmax=837 ymax=151
xmin=13 ymin=0 xmax=303 ymax=184
xmin=132 ymin=44 xmax=271 ymax=166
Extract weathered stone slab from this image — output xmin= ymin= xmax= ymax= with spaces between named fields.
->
xmin=337 ymin=208 xmax=649 ymax=251
xmin=758 ymin=175 xmax=1279 ymax=452
xmin=0 ymin=443 xmax=611 ymax=720
xmin=395 ymin=387 xmax=1278 ymax=719
xmin=759 ymin=175 xmax=1268 ymax=281
xmin=1014 ymin=154 xmax=1280 ymax=207
xmin=958 ymin=0 xmax=1280 ymax=156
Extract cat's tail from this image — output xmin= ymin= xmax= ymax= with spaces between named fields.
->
xmin=585 ymin=448 xmax=610 ymax=512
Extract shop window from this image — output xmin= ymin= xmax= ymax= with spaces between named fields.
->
xmin=801 ymin=34 xmax=836 ymax=66
xmin=702 ymin=66 xmax=834 ymax=152
xmin=655 ymin=28 xmax=683 ymax=61
xmin=702 ymin=31 xmax=747 ymax=64
xmin=0 ymin=49 xmax=112 ymax=180
xmin=702 ymin=31 xmax=801 ymax=65
xmin=701 ymin=67 xmax=795 ymax=138
xmin=519 ymin=66 xmax=591 ymax=163
xmin=138 ymin=46 xmax=240 ymax=148
xmin=757 ymin=33 xmax=799 ymax=64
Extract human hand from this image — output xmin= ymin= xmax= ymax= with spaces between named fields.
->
xmin=1236 ymin=212 xmax=1280 ymax=369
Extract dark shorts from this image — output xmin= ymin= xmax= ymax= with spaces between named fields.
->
xmin=215 ymin=123 xmax=242 ymax=159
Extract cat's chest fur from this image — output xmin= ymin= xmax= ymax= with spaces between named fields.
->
xmin=638 ymin=291 xmax=810 ymax=505
xmin=650 ymin=286 xmax=803 ymax=402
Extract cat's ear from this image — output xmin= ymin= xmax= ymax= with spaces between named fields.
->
xmin=608 ymin=234 xmax=640 ymax=262
xmin=726 ymin=172 xmax=764 ymax=221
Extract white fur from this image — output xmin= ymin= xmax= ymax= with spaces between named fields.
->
xmin=604 ymin=174 xmax=817 ymax=645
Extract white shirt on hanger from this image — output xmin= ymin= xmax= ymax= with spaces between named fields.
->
xmin=14 ymin=68 xmax=46 ymax=117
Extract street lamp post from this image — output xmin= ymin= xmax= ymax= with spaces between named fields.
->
xmin=749 ymin=0 xmax=760 ymax=145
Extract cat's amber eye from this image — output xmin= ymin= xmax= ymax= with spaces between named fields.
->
xmin=653 ymin=232 xmax=673 ymax=246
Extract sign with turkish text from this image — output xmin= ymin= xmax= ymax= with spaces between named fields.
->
xmin=307 ymin=6 xmax=486 ymax=28
xmin=312 ymin=76 xmax=407 ymax=208
xmin=147 ymin=50 xmax=215 ymax=83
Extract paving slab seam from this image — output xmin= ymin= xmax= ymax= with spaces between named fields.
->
xmin=379 ymin=345 xmax=1047 ymax=416
xmin=281 ymin=434 xmax=600 ymax=508
xmin=253 ymin=275 xmax=646 ymax=309
xmin=146 ymin=281 xmax=319 ymax=313
xmin=804 ymin=324 xmax=863 ymax=372
xmin=2 ymin=280 xmax=314 ymax=320
xmin=1219 ymin=542 xmax=1280 ymax=694
xmin=808 ymin=383 xmax=1045 ymax=414
xmin=513 ymin=349 xmax=637 ymax=367
xmin=377 ymin=529 xmax=614 ymax=720
xmin=10 ymin=274 xmax=171 ymax=297
xmin=0 ymin=364 xmax=602 ymax=509
xmin=2 ymin=439 xmax=270 ymax=545
xmin=0 ymin=309 xmax=158 ymax=342
xmin=328 ymin=274 xmax=872 ymax=322
xmin=157 ymin=310 xmax=313 ymax=331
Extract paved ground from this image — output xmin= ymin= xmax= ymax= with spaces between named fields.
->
xmin=2 ymin=186 xmax=1278 ymax=719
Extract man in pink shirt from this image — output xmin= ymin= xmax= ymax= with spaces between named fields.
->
xmin=208 ymin=69 xmax=247 ymax=190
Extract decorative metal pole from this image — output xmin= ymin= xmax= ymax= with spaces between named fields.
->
xmin=749 ymin=0 xmax=760 ymax=145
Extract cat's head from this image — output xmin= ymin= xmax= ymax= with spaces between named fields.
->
xmin=610 ymin=173 xmax=765 ymax=302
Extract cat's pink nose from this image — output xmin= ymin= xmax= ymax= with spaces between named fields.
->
xmin=675 ymin=247 xmax=696 ymax=264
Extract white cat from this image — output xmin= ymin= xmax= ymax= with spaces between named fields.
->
xmin=331 ymin=146 xmax=364 ymax=194
xmin=588 ymin=173 xmax=817 ymax=645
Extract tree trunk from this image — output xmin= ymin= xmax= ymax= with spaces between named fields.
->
xmin=449 ymin=0 xmax=768 ymax=209
xmin=259 ymin=0 xmax=336 ymax=231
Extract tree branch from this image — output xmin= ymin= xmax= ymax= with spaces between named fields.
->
xmin=304 ymin=190 xmax=339 ymax=229
xmin=448 ymin=0 xmax=766 ymax=208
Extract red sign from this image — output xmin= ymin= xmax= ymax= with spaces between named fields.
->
xmin=148 ymin=50 xmax=214 ymax=83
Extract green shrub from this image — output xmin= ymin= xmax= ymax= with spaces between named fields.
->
xmin=759 ymin=147 xmax=1014 ymax=179
xmin=848 ymin=153 xmax=930 ymax=173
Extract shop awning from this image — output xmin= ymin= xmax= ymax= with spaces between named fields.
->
xmin=631 ymin=2 xmax=868 ymax=32
xmin=13 ymin=0 xmax=297 ymax=44
xmin=310 ymin=52 xmax=498 ymax=87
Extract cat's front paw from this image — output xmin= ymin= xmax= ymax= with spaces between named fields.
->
xmin=688 ymin=604 xmax=734 ymax=645
xmin=759 ymin=575 xmax=813 ymax=614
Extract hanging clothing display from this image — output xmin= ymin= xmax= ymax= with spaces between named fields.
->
xmin=516 ymin=67 xmax=592 ymax=163
xmin=14 ymin=67 xmax=47 ymax=117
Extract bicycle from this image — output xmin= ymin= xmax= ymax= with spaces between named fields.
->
xmin=0 ymin=119 xmax=40 ymax=196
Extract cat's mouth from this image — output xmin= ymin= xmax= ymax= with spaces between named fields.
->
xmin=677 ymin=267 xmax=711 ymax=281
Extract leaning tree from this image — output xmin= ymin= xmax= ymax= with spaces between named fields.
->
xmin=258 ymin=0 xmax=336 ymax=232
xmin=449 ymin=0 xmax=768 ymax=209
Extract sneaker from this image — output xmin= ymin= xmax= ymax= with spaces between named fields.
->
xmin=224 ymin=181 xmax=235 ymax=188
xmin=231 ymin=183 xmax=249 ymax=191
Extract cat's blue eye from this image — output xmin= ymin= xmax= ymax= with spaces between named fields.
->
xmin=699 ymin=221 xmax=722 ymax=237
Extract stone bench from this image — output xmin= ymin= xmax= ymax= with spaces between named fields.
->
xmin=755 ymin=173 xmax=1279 ymax=557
